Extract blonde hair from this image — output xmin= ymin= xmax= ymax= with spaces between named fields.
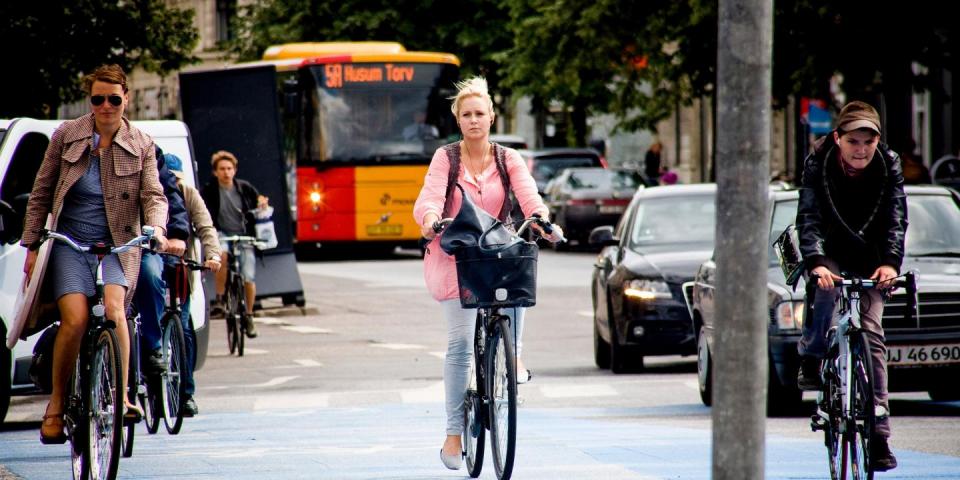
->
xmin=211 ymin=150 xmax=238 ymax=169
xmin=450 ymin=76 xmax=495 ymax=118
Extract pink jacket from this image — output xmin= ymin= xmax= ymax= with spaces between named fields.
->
xmin=414 ymin=145 xmax=548 ymax=301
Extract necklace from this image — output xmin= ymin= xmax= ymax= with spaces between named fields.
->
xmin=463 ymin=141 xmax=489 ymax=180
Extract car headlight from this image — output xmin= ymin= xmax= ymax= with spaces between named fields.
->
xmin=775 ymin=301 xmax=804 ymax=330
xmin=624 ymin=279 xmax=672 ymax=301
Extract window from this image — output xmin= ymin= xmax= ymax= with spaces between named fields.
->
xmin=216 ymin=0 xmax=237 ymax=43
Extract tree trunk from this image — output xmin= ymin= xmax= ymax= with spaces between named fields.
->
xmin=713 ymin=0 xmax=773 ymax=479
xmin=569 ymin=101 xmax=588 ymax=147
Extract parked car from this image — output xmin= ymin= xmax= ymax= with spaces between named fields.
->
xmin=590 ymin=184 xmax=716 ymax=372
xmin=543 ymin=167 xmax=643 ymax=246
xmin=690 ymin=184 xmax=960 ymax=414
xmin=489 ymin=133 xmax=528 ymax=150
xmin=0 ymin=118 xmax=210 ymax=424
xmin=518 ymin=148 xmax=606 ymax=193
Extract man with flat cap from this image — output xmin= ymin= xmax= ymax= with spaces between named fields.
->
xmin=794 ymin=100 xmax=906 ymax=471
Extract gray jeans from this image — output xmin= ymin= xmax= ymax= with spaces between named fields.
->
xmin=799 ymin=287 xmax=891 ymax=437
xmin=441 ymin=299 xmax=525 ymax=435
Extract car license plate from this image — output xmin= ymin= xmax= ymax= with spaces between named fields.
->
xmin=886 ymin=343 xmax=960 ymax=366
xmin=366 ymin=224 xmax=403 ymax=236
xmin=598 ymin=205 xmax=625 ymax=214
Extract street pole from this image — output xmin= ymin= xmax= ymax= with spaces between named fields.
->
xmin=713 ymin=0 xmax=773 ymax=478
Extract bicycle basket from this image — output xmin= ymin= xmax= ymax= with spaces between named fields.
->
xmin=455 ymin=240 xmax=538 ymax=308
xmin=773 ymin=224 xmax=804 ymax=287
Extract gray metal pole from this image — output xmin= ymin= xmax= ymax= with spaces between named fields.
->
xmin=713 ymin=0 xmax=773 ymax=478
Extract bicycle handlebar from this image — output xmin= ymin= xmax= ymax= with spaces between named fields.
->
xmin=809 ymin=270 xmax=919 ymax=322
xmin=424 ymin=215 xmax=566 ymax=244
xmin=32 ymin=226 xmax=155 ymax=255
xmin=219 ymin=235 xmax=267 ymax=250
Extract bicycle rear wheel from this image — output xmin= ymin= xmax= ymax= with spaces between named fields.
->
xmin=234 ymin=277 xmax=247 ymax=356
xmin=87 ymin=328 xmax=123 ymax=480
xmin=463 ymin=370 xmax=485 ymax=477
xmin=67 ymin=363 xmax=89 ymax=480
xmin=121 ymin=319 xmax=137 ymax=458
xmin=486 ymin=316 xmax=518 ymax=480
xmin=160 ymin=312 xmax=187 ymax=434
xmin=848 ymin=332 xmax=876 ymax=480
xmin=140 ymin=378 xmax=160 ymax=435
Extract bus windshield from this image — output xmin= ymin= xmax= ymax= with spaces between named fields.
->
xmin=299 ymin=63 xmax=458 ymax=165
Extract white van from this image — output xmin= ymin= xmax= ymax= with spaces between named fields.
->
xmin=0 ymin=118 xmax=210 ymax=424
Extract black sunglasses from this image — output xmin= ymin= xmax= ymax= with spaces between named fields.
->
xmin=90 ymin=94 xmax=123 ymax=107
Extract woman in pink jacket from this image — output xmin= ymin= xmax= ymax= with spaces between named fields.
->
xmin=413 ymin=77 xmax=562 ymax=470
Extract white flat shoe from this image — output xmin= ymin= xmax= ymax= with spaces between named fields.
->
xmin=517 ymin=369 xmax=533 ymax=384
xmin=440 ymin=448 xmax=463 ymax=470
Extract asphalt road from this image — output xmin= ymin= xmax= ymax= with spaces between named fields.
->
xmin=2 ymin=249 xmax=959 ymax=479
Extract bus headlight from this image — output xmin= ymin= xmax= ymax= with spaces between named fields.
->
xmin=775 ymin=301 xmax=804 ymax=330
xmin=624 ymin=279 xmax=672 ymax=301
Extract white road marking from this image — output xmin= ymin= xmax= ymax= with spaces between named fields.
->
xmin=577 ymin=310 xmax=593 ymax=317
xmin=253 ymin=393 xmax=330 ymax=410
xmin=369 ymin=342 xmax=426 ymax=350
xmin=427 ymin=351 xmax=446 ymax=359
xmin=539 ymin=383 xmax=618 ymax=398
xmin=294 ymin=359 xmax=324 ymax=367
xmin=281 ymin=325 xmax=332 ymax=334
xmin=255 ymin=316 xmax=291 ymax=326
xmin=399 ymin=381 xmax=445 ymax=404
xmin=204 ymin=375 xmax=299 ymax=390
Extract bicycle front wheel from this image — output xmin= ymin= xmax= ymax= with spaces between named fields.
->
xmin=87 ymin=328 xmax=123 ymax=480
xmin=848 ymin=332 xmax=876 ymax=480
xmin=486 ymin=316 xmax=518 ymax=479
xmin=160 ymin=312 xmax=187 ymax=434
xmin=225 ymin=278 xmax=240 ymax=355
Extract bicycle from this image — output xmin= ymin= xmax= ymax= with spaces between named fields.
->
xmin=121 ymin=304 xmax=159 ymax=457
xmin=157 ymin=253 xmax=207 ymax=433
xmin=219 ymin=235 xmax=262 ymax=356
xmin=31 ymin=227 xmax=155 ymax=480
xmin=434 ymin=214 xmax=563 ymax=480
xmin=809 ymin=272 xmax=917 ymax=480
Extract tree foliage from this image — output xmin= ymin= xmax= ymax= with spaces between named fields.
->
xmin=0 ymin=1 xmax=198 ymax=118
xmin=230 ymin=0 xmax=959 ymax=143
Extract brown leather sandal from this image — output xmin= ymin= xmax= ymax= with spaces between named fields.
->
xmin=124 ymin=403 xmax=144 ymax=425
xmin=40 ymin=413 xmax=67 ymax=444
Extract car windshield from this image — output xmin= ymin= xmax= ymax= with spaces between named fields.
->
xmin=629 ymin=193 xmax=715 ymax=247
xmin=532 ymin=156 xmax=599 ymax=185
xmin=568 ymin=169 xmax=642 ymax=190
xmin=905 ymin=194 xmax=960 ymax=256
xmin=767 ymin=194 xmax=960 ymax=264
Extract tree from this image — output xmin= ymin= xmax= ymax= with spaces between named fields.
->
xmin=0 ymin=1 xmax=198 ymax=118
xmin=230 ymin=0 xmax=513 ymax=107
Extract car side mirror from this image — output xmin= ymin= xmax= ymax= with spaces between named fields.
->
xmin=589 ymin=225 xmax=619 ymax=247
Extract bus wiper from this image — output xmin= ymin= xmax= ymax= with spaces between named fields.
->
xmin=376 ymin=153 xmax=429 ymax=161
xmin=910 ymin=251 xmax=960 ymax=257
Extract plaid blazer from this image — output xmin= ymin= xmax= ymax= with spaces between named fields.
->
xmin=22 ymin=114 xmax=168 ymax=305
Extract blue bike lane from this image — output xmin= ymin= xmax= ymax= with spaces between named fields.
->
xmin=2 ymin=402 xmax=958 ymax=479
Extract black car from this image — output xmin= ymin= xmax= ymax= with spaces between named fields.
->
xmin=543 ymin=167 xmax=643 ymax=246
xmin=518 ymin=148 xmax=605 ymax=193
xmin=590 ymin=184 xmax=716 ymax=372
xmin=690 ymin=185 xmax=960 ymax=413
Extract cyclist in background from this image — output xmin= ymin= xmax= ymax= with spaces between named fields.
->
xmin=165 ymin=154 xmax=221 ymax=416
xmin=413 ymin=76 xmax=563 ymax=470
xmin=795 ymin=100 xmax=907 ymax=472
xmin=201 ymin=150 xmax=264 ymax=338
xmin=133 ymin=145 xmax=190 ymax=375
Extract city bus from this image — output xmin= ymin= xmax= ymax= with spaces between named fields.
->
xmin=184 ymin=42 xmax=461 ymax=250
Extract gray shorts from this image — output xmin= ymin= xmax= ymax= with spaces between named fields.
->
xmin=219 ymin=232 xmax=256 ymax=282
xmin=51 ymin=242 xmax=127 ymax=299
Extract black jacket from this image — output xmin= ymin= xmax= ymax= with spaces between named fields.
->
xmin=796 ymin=134 xmax=908 ymax=277
xmin=201 ymin=178 xmax=260 ymax=238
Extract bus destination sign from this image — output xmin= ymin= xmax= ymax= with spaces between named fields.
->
xmin=325 ymin=64 xmax=416 ymax=88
